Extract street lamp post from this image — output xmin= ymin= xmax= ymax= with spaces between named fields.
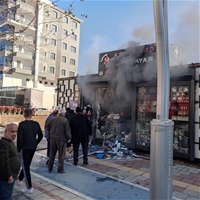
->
xmin=150 ymin=1 xmax=174 ymax=199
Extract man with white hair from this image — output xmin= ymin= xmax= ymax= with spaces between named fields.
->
xmin=0 ymin=123 xmax=20 ymax=200
xmin=47 ymin=108 xmax=72 ymax=173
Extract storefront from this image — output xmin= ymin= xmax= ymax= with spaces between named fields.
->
xmin=57 ymin=44 xmax=198 ymax=161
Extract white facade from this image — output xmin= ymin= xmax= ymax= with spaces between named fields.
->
xmin=0 ymin=0 xmax=82 ymax=108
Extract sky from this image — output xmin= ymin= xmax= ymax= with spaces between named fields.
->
xmin=57 ymin=0 xmax=200 ymax=75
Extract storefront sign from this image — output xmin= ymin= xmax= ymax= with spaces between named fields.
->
xmin=98 ymin=43 xmax=157 ymax=75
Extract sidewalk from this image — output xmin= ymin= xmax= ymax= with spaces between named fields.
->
xmin=12 ymin=172 xmax=91 ymax=200
xmin=12 ymin=150 xmax=200 ymax=200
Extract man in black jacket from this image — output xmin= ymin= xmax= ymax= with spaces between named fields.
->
xmin=17 ymin=109 xmax=43 ymax=194
xmin=70 ymin=107 xmax=92 ymax=166
xmin=0 ymin=123 xmax=20 ymax=200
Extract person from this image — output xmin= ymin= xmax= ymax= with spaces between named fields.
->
xmin=44 ymin=109 xmax=59 ymax=165
xmin=65 ymin=108 xmax=76 ymax=154
xmin=70 ymin=107 xmax=92 ymax=166
xmin=47 ymin=108 xmax=72 ymax=173
xmin=17 ymin=109 xmax=43 ymax=194
xmin=0 ymin=123 xmax=21 ymax=200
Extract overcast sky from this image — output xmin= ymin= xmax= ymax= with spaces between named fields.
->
xmin=58 ymin=0 xmax=200 ymax=75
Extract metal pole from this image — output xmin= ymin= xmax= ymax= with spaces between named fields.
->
xmin=150 ymin=1 xmax=174 ymax=199
xmin=33 ymin=0 xmax=42 ymax=88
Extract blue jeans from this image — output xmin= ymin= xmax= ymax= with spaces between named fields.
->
xmin=0 ymin=178 xmax=15 ymax=200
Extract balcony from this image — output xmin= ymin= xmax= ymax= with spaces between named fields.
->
xmin=39 ymin=71 xmax=55 ymax=81
xmin=12 ymin=63 xmax=32 ymax=75
xmin=12 ymin=50 xmax=33 ymax=60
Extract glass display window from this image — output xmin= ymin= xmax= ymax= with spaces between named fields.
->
xmin=136 ymin=86 xmax=157 ymax=147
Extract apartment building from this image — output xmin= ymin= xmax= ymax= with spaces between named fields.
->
xmin=0 ymin=0 xmax=82 ymax=108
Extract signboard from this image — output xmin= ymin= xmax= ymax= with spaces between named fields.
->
xmin=98 ymin=43 xmax=157 ymax=75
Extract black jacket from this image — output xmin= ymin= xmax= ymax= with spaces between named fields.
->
xmin=17 ymin=120 xmax=43 ymax=152
xmin=70 ymin=114 xmax=92 ymax=143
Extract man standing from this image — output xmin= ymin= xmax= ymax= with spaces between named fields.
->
xmin=47 ymin=108 xmax=71 ymax=173
xmin=44 ymin=109 xmax=59 ymax=165
xmin=17 ymin=109 xmax=43 ymax=194
xmin=0 ymin=123 xmax=20 ymax=200
xmin=70 ymin=107 xmax=92 ymax=166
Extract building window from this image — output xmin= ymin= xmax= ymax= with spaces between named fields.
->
xmin=69 ymin=71 xmax=75 ymax=77
xmin=63 ymin=29 xmax=68 ymax=36
xmin=50 ymin=52 xmax=56 ymax=60
xmin=70 ymin=46 xmax=76 ymax=53
xmin=49 ymin=66 xmax=55 ymax=74
xmin=52 ymin=10 xmax=58 ymax=18
xmin=63 ymin=17 xmax=68 ymax=23
xmin=63 ymin=42 xmax=67 ymax=50
xmin=71 ymin=34 xmax=77 ymax=41
xmin=45 ymin=24 xmax=48 ymax=30
xmin=61 ymin=69 xmax=66 ymax=76
xmin=50 ymin=82 xmax=54 ymax=85
xmin=51 ymin=24 xmax=57 ymax=33
xmin=17 ymin=60 xmax=21 ymax=68
xmin=71 ymin=21 xmax=77 ymax=28
xmin=44 ymin=81 xmax=48 ymax=84
xmin=43 ymin=66 xmax=46 ymax=73
xmin=39 ymin=80 xmax=42 ymax=83
xmin=62 ymin=56 xmax=66 ymax=63
xmin=70 ymin=58 xmax=75 ymax=65
xmin=50 ymin=38 xmax=56 ymax=46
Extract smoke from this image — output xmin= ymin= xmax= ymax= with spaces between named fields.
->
xmin=168 ymin=1 xmax=199 ymax=64
xmin=132 ymin=22 xmax=155 ymax=44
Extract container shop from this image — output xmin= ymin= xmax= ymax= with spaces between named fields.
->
xmin=57 ymin=44 xmax=200 ymax=161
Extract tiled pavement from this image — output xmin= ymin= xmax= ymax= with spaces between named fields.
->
xmin=0 ymin=126 xmax=198 ymax=200
xmin=82 ymin=156 xmax=200 ymax=200
xmin=12 ymin=152 xmax=200 ymax=200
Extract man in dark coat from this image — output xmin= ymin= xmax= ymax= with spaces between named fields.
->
xmin=0 ymin=123 xmax=20 ymax=200
xmin=70 ymin=107 xmax=92 ymax=166
xmin=47 ymin=108 xmax=71 ymax=173
xmin=65 ymin=108 xmax=76 ymax=154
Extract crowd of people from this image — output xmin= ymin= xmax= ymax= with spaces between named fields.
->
xmin=0 ymin=106 xmax=92 ymax=200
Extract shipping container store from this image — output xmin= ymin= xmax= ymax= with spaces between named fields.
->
xmin=57 ymin=44 xmax=200 ymax=161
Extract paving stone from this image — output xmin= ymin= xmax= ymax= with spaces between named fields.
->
xmin=139 ymin=167 xmax=149 ymax=172
xmin=59 ymin=191 xmax=78 ymax=199
xmin=183 ymin=189 xmax=200 ymax=197
xmin=136 ymin=176 xmax=149 ymax=181
xmin=31 ymin=193 xmax=54 ymax=200
xmin=50 ymin=188 xmax=69 ymax=196
xmin=40 ymin=184 xmax=58 ymax=191
xmin=172 ymin=191 xmax=188 ymax=199
xmin=185 ymin=197 xmax=200 ymax=200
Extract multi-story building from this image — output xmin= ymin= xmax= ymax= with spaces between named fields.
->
xmin=0 ymin=0 xmax=82 ymax=108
